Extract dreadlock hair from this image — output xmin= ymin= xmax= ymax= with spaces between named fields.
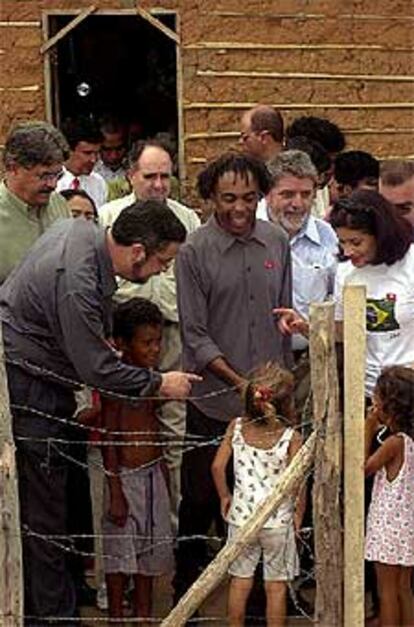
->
xmin=375 ymin=366 xmax=414 ymax=438
xmin=197 ymin=151 xmax=272 ymax=200
xmin=243 ymin=362 xmax=296 ymax=425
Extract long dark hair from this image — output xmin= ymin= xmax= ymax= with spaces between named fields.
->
xmin=330 ymin=190 xmax=412 ymax=265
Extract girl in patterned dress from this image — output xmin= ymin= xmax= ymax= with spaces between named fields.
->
xmin=212 ymin=363 xmax=305 ymax=627
xmin=365 ymin=366 xmax=414 ymax=627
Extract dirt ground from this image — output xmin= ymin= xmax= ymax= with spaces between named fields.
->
xmin=80 ymin=575 xmax=313 ymax=625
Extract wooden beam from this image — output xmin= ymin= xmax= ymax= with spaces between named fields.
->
xmin=197 ymin=69 xmax=414 ymax=82
xmin=343 ymin=285 xmax=366 ymax=627
xmin=185 ymin=42 xmax=413 ymax=52
xmin=309 ymin=302 xmax=342 ymax=626
xmin=0 ymin=86 xmax=40 ymax=92
xmin=0 ymin=22 xmax=39 ymax=27
xmin=175 ymin=13 xmax=186 ymax=191
xmin=0 ymin=326 xmax=23 ymax=627
xmin=160 ymin=431 xmax=317 ymax=626
xmin=41 ymin=12 xmax=52 ymax=123
xmin=204 ymin=10 xmax=414 ymax=22
xmin=40 ymin=5 xmax=96 ymax=54
xmin=135 ymin=5 xmax=179 ymax=44
xmin=184 ymin=128 xmax=414 ymax=141
xmin=184 ymin=102 xmax=414 ymax=110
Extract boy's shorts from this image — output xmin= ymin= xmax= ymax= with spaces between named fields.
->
xmin=227 ymin=523 xmax=299 ymax=582
xmin=102 ymin=461 xmax=174 ymax=576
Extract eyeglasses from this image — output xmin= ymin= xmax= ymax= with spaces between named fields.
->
xmin=154 ymin=252 xmax=174 ymax=270
xmin=29 ymin=169 xmax=64 ymax=183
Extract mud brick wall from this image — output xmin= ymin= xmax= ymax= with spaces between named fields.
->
xmin=1 ymin=0 xmax=413 ymax=203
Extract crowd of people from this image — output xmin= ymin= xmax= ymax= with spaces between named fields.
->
xmin=0 ymin=106 xmax=413 ymax=627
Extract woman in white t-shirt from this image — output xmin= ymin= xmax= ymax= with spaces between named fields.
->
xmin=276 ymin=189 xmax=414 ymax=399
xmin=330 ymin=190 xmax=414 ymax=398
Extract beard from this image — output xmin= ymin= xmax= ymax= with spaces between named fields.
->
xmin=278 ymin=212 xmax=307 ymax=236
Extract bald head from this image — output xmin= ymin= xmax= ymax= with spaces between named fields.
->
xmin=128 ymin=142 xmax=172 ymax=203
xmin=240 ymin=105 xmax=284 ymax=161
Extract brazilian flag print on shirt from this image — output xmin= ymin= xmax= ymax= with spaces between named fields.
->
xmin=366 ymin=293 xmax=400 ymax=333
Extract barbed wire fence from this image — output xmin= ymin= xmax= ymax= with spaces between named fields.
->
xmin=0 ymin=294 xmax=366 ymax=626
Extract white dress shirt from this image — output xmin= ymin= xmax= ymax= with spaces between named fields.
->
xmin=57 ymin=167 xmax=108 ymax=209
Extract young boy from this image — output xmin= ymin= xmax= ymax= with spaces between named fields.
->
xmin=101 ymin=297 xmax=174 ymax=623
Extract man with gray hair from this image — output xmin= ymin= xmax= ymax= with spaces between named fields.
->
xmin=0 ymin=121 xmax=71 ymax=283
xmin=380 ymin=159 xmax=414 ymax=228
xmin=260 ymin=150 xmax=337 ymax=361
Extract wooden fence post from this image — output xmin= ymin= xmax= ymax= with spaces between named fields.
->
xmin=343 ymin=285 xmax=366 ymax=627
xmin=160 ymin=432 xmax=317 ymax=627
xmin=0 ymin=325 xmax=23 ymax=626
xmin=309 ymin=302 xmax=342 ymax=626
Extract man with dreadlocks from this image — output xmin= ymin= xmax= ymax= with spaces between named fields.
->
xmin=174 ymin=151 xmax=293 ymax=603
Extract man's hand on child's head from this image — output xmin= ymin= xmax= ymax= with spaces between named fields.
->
xmin=159 ymin=371 xmax=202 ymax=399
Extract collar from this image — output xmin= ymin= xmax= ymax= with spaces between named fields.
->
xmin=95 ymin=227 xmax=117 ymax=297
xmin=207 ymin=214 xmax=267 ymax=253
xmin=291 ymin=214 xmax=322 ymax=246
xmin=0 ymin=179 xmax=49 ymax=216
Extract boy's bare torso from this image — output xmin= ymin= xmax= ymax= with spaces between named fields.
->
xmin=105 ymin=398 xmax=162 ymax=468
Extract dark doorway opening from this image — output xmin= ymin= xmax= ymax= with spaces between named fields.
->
xmin=48 ymin=14 xmax=178 ymax=142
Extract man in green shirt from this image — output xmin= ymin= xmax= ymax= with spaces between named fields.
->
xmin=0 ymin=121 xmax=71 ymax=284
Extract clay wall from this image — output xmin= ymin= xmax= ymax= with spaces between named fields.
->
xmin=1 ymin=0 xmax=413 ymax=199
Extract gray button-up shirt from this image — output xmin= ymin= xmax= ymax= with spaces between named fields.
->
xmin=175 ymin=216 xmax=292 ymax=422
xmin=0 ymin=219 xmax=161 ymax=397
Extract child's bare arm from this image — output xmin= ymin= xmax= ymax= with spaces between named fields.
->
xmin=365 ymin=435 xmax=402 ymax=477
xmin=288 ymin=431 xmax=306 ymax=532
xmin=211 ymin=421 xmax=235 ymax=519
xmin=101 ymin=398 xmax=128 ymax=526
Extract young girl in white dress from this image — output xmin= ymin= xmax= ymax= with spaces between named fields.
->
xmin=212 ymin=363 xmax=304 ymax=627
xmin=365 ymin=365 xmax=414 ymax=627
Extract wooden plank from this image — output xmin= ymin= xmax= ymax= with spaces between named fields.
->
xmin=135 ymin=5 xmax=179 ymax=44
xmin=41 ymin=12 xmax=52 ymax=123
xmin=184 ymin=128 xmax=414 ymax=141
xmin=205 ymin=10 xmax=414 ymax=21
xmin=309 ymin=302 xmax=342 ymax=626
xmin=184 ymin=102 xmax=414 ymax=110
xmin=161 ymin=432 xmax=317 ymax=626
xmin=0 ymin=86 xmax=40 ymax=92
xmin=175 ymin=12 xmax=186 ymax=191
xmin=0 ymin=326 xmax=23 ymax=627
xmin=343 ymin=285 xmax=366 ymax=627
xmin=185 ymin=42 xmax=413 ymax=52
xmin=197 ymin=69 xmax=414 ymax=82
xmin=40 ymin=5 xmax=96 ymax=54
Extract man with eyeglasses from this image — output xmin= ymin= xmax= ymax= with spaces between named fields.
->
xmin=0 ymin=121 xmax=71 ymax=284
xmin=0 ymin=200 xmax=200 ymax=625
xmin=239 ymin=105 xmax=284 ymax=163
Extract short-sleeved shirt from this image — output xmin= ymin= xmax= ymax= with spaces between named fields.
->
xmin=99 ymin=192 xmax=201 ymax=322
xmin=175 ymin=215 xmax=292 ymax=422
xmin=256 ymin=206 xmax=337 ymax=350
xmin=0 ymin=219 xmax=161 ymax=397
xmin=334 ymin=245 xmax=414 ymax=397
xmin=0 ymin=181 xmax=70 ymax=284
